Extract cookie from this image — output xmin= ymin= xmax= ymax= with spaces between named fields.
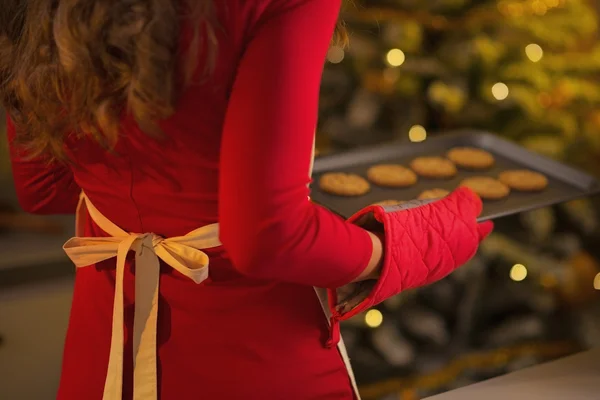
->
xmin=447 ymin=147 xmax=495 ymax=170
xmin=372 ymin=199 xmax=405 ymax=207
xmin=418 ymin=189 xmax=450 ymax=200
xmin=498 ymin=169 xmax=548 ymax=192
xmin=410 ymin=156 xmax=457 ymax=179
xmin=460 ymin=176 xmax=510 ymax=200
xmin=367 ymin=164 xmax=417 ymax=187
xmin=319 ymin=172 xmax=370 ymax=196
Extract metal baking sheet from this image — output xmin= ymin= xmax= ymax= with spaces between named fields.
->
xmin=310 ymin=130 xmax=600 ymax=221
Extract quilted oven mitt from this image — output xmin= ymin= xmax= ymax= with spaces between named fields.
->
xmin=325 ymin=187 xmax=493 ymax=347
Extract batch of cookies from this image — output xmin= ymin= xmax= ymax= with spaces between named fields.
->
xmin=318 ymin=147 xmax=549 ymax=205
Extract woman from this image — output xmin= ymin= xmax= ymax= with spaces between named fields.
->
xmin=1 ymin=1 xmax=492 ymax=399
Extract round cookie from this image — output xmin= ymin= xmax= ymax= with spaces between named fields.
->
xmin=367 ymin=164 xmax=417 ymax=187
xmin=418 ymin=189 xmax=450 ymax=200
xmin=319 ymin=172 xmax=370 ymax=197
xmin=372 ymin=199 xmax=405 ymax=207
xmin=447 ymin=147 xmax=495 ymax=170
xmin=498 ymin=169 xmax=548 ymax=192
xmin=410 ymin=156 xmax=457 ymax=179
xmin=460 ymin=176 xmax=510 ymax=200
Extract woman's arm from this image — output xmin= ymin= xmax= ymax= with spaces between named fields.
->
xmin=6 ymin=114 xmax=80 ymax=214
xmin=219 ymin=0 xmax=381 ymax=288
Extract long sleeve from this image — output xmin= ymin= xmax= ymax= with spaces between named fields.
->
xmin=218 ymin=0 xmax=373 ymax=288
xmin=6 ymin=114 xmax=80 ymax=214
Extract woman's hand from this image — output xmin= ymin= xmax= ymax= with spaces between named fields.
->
xmin=333 ymin=187 xmax=492 ymax=317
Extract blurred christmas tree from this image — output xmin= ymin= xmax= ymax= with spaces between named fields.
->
xmin=318 ymin=0 xmax=600 ymax=175
xmin=316 ymin=2 xmax=600 ymax=398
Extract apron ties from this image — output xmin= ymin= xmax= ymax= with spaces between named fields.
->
xmin=63 ymin=192 xmax=221 ymax=400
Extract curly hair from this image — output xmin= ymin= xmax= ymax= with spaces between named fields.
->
xmin=0 ymin=0 xmax=216 ymax=159
xmin=0 ymin=1 xmax=347 ymax=160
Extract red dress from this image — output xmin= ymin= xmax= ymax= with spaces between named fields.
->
xmin=8 ymin=1 xmax=374 ymax=399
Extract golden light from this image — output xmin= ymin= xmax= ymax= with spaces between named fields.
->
xmin=532 ymin=1 xmax=548 ymax=15
xmin=507 ymin=3 xmax=524 ymax=17
xmin=497 ymin=1 xmax=510 ymax=15
xmin=525 ymin=44 xmax=543 ymax=62
xmin=327 ymin=46 xmax=345 ymax=64
xmin=386 ymin=49 xmax=406 ymax=67
xmin=409 ymin=125 xmax=427 ymax=142
xmin=365 ymin=309 xmax=383 ymax=328
xmin=510 ymin=264 xmax=528 ymax=281
xmin=492 ymin=82 xmax=509 ymax=100
xmin=594 ymin=273 xmax=600 ymax=290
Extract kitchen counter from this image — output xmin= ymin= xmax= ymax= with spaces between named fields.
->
xmin=426 ymin=347 xmax=600 ymax=400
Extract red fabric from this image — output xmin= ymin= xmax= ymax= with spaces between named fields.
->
xmin=329 ymin=188 xmax=493 ymax=330
xmin=6 ymin=117 xmax=81 ymax=214
xmin=8 ymin=1 xmax=369 ymax=399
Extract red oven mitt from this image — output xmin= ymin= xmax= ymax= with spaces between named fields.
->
xmin=325 ymin=187 xmax=493 ymax=347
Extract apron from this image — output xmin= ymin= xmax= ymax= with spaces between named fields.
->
xmin=62 ymin=142 xmax=360 ymax=400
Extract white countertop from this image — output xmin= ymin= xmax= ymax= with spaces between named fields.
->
xmin=426 ymin=347 xmax=600 ymax=400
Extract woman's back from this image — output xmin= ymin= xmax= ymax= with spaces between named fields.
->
xmin=41 ymin=0 xmax=359 ymax=399
xmin=66 ymin=2 xmax=248 ymax=237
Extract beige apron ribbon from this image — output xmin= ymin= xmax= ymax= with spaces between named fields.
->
xmin=63 ymin=192 xmax=221 ymax=400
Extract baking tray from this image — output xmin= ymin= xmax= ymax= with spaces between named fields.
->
xmin=310 ymin=130 xmax=600 ymax=221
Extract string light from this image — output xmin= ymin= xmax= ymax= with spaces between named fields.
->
xmin=327 ymin=46 xmax=345 ymax=64
xmin=409 ymin=125 xmax=427 ymax=142
xmin=532 ymin=0 xmax=548 ymax=15
xmin=386 ymin=49 xmax=405 ymax=67
xmin=492 ymin=82 xmax=509 ymax=100
xmin=525 ymin=44 xmax=543 ymax=62
xmin=593 ymin=273 xmax=600 ymax=290
xmin=365 ymin=309 xmax=383 ymax=328
xmin=507 ymin=3 xmax=524 ymax=17
xmin=510 ymin=264 xmax=528 ymax=281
